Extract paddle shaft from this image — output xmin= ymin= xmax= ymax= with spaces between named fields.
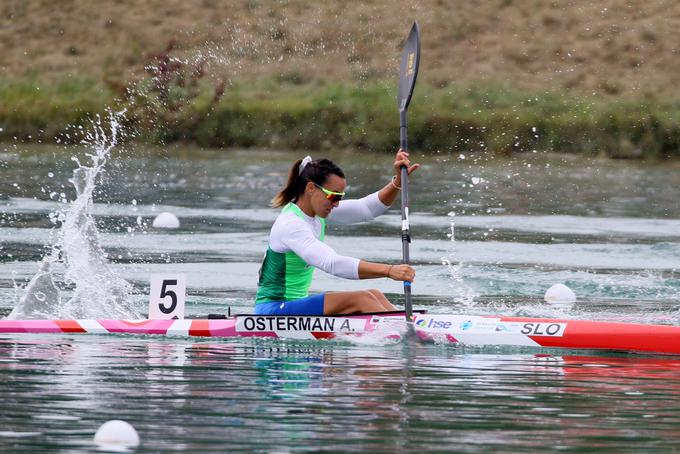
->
xmin=399 ymin=109 xmax=412 ymax=320
xmin=396 ymin=22 xmax=419 ymax=324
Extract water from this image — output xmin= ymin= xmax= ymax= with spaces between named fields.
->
xmin=1 ymin=139 xmax=680 ymax=451
xmin=6 ymin=112 xmax=140 ymax=320
xmin=4 ymin=338 xmax=680 ymax=452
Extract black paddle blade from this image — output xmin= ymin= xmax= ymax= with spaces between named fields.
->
xmin=397 ymin=22 xmax=421 ymax=112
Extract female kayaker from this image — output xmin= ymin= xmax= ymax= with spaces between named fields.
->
xmin=255 ymin=150 xmax=419 ymax=315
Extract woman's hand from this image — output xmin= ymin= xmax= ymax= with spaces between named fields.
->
xmin=393 ymin=148 xmax=420 ymax=188
xmin=387 ymin=264 xmax=416 ymax=282
xmin=377 ymin=148 xmax=421 ymax=206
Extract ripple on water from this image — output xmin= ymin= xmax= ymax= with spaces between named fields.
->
xmin=2 ymin=148 xmax=680 ymax=451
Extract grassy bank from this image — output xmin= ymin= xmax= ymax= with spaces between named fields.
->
xmin=0 ymin=76 xmax=114 ymax=141
xmin=3 ymin=1 xmax=680 ymax=158
xmin=200 ymin=82 xmax=680 ymax=159
xmin=2 ymin=75 xmax=679 ymax=159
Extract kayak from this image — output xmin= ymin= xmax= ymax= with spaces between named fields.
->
xmin=2 ymin=311 xmax=680 ymax=355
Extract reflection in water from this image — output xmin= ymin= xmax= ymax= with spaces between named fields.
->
xmin=254 ymin=353 xmax=326 ymax=397
xmin=1 ymin=336 xmax=680 ymax=450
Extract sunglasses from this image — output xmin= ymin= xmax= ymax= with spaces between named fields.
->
xmin=313 ymin=183 xmax=345 ymax=203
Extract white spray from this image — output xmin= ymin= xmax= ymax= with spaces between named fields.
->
xmin=442 ymin=212 xmax=477 ymax=305
xmin=8 ymin=111 xmax=141 ymax=320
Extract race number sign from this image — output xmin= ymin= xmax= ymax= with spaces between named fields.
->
xmin=149 ymin=274 xmax=186 ymax=320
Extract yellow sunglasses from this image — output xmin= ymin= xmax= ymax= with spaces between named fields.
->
xmin=313 ymin=183 xmax=345 ymax=202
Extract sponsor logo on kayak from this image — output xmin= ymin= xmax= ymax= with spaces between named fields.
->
xmin=415 ymin=317 xmax=453 ymax=330
xmin=416 ymin=316 xmax=503 ymax=332
xmin=458 ymin=319 xmax=499 ymax=333
xmin=495 ymin=323 xmax=521 ymax=333
xmin=414 ymin=316 xmax=568 ymax=336
xmin=521 ymin=322 xmax=566 ymax=337
xmin=236 ymin=316 xmax=358 ymax=332
xmin=372 ymin=316 xmax=405 ymax=326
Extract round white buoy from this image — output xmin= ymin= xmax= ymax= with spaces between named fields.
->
xmin=544 ymin=283 xmax=576 ymax=304
xmin=152 ymin=212 xmax=180 ymax=229
xmin=94 ymin=420 xmax=140 ymax=447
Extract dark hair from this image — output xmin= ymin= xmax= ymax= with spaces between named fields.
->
xmin=271 ymin=158 xmax=345 ymax=207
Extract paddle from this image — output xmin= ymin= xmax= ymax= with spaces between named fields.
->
xmin=397 ymin=22 xmax=421 ymax=322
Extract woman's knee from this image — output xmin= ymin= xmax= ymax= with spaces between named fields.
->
xmin=367 ymin=289 xmax=388 ymax=302
xmin=349 ymin=291 xmax=384 ymax=310
xmin=326 ymin=290 xmax=402 ymax=315
xmin=366 ymin=289 xmax=383 ymax=298
xmin=366 ymin=289 xmax=396 ymax=310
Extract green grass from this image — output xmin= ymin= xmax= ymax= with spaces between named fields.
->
xmin=0 ymin=76 xmax=113 ymax=140
xmin=2 ymin=75 xmax=679 ymax=159
xmin=189 ymin=81 xmax=680 ymax=158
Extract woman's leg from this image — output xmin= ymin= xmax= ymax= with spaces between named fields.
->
xmin=367 ymin=289 xmax=398 ymax=311
xmin=324 ymin=289 xmax=396 ymax=314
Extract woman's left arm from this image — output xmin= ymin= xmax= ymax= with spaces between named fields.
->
xmin=377 ymin=149 xmax=420 ymax=206
xmin=328 ymin=149 xmax=420 ymax=225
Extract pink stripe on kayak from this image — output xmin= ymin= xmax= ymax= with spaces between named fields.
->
xmin=98 ymin=319 xmax=176 ymax=334
xmin=188 ymin=319 xmax=264 ymax=337
xmin=0 ymin=320 xmax=66 ymax=334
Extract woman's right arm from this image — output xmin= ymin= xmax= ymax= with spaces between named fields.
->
xmin=277 ymin=219 xmax=360 ymax=279
xmin=358 ymin=261 xmax=416 ymax=282
xmin=277 ymin=218 xmax=415 ymax=282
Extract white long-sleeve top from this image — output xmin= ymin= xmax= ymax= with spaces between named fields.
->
xmin=268 ymin=191 xmax=389 ymax=279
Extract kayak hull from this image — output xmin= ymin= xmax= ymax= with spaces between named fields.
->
xmin=2 ymin=313 xmax=680 ymax=355
xmin=415 ymin=314 xmax=680 ymax=355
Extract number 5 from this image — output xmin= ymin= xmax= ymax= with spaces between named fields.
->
xmin=159 ymin=279 xmax=178 ymax=314
xmin=149 ymin=274 xmax=186 ymax=320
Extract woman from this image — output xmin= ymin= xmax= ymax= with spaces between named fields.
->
xmin=255 ymin=150 xmax=419 ymax=315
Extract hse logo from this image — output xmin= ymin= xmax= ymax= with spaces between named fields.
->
xmin=415 ymin=318 xmax=453 ymax=329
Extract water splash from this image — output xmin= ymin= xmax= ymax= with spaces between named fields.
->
xmin=442 ymin=214 xmax=477 ymax=306
xmin=8 ymin=111 xmax=142 ymax=320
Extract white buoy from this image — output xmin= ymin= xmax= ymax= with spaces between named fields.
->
xmin=94 ymin=420 xmax=140 ymax=447
xmin=152 ymin=212 xmax=180 ymax=229
xmin=544 ymin=283 xmax=577 ymax=304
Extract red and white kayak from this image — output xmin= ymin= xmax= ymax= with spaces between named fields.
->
xmin=1 ymin=312 xmax=680 ymax=355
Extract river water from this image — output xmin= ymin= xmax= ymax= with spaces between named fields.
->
xmin=1 ymin=139 xmax=680 ymax=452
